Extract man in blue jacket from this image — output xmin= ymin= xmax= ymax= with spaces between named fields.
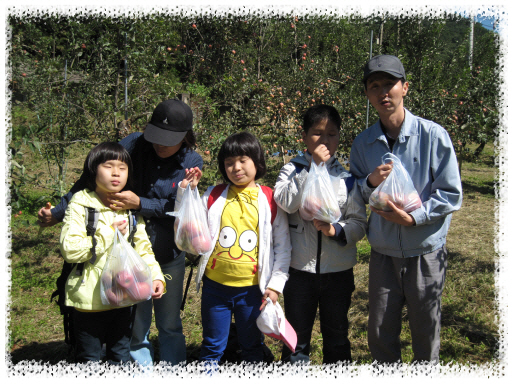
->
xmin=349 ymin=55 xmax=463 ymax=364
xmin=38 ymin=99 xmax=203 ymax=367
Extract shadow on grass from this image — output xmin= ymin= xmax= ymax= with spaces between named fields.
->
xmin=447 ymin=250 xmax=495 ymax=274
xmin=9 ymin=340 xmax=205 ymax=366
xmin=10 ymin=340 xmax=72 ymax=365
xmin=461 ymin=179 xmax=495 ymax=197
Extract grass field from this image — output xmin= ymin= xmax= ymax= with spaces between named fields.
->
xmin=5 ymin=141 xmax=501 ymax=373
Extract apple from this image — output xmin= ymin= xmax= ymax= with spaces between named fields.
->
xmin=404 ymin=192 xmax=422 ymax=212
xmin=370 ymin=191 xmax=391 ymax=211
xmin=204 ymin=150 xmax=210 ymax=155
xmin=81 ymin=43 xmax=86 ymax=49
xmin=301 ymin=196 xmax=322 ymax=218
xmin=127 ymin=282 xmax=152 ymax=301
xmin=183 ymin=221 xmax=203 ymax=238
xmin=22 ymin=73 xmax=27 ymax=77
xmin=101 ymin=270 xmax=113 ymax=288
xmin=105 ymin=288 xmax=124 ymax=306
xmin=192 ymin=24 xmax=197 ymax=28
xmin=116 ymin=270 xmax=135 ymax=289
xmin=191 ymin=235 xmax=211 ymax=254
xmin=132 ymin=263 xmax=150 ymax=283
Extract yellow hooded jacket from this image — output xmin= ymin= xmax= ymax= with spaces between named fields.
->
xmin=60 ymin=189 xmax=165 ymax=311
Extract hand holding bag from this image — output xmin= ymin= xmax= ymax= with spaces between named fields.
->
xmin=369 ymin=153 xmax=422 ymax=212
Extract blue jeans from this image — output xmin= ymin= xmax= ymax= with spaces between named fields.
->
xmin=281 ymin=267 xmax=355 ymax=364
xmin=130 ymin=253 xmax=187 ymax=365
xmin=73 ymin=306 xmax=135 ymax=363
xmin=200 ymin=276 xmax=264 ymax=363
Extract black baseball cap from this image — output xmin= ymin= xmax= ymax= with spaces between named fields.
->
xmin=144 ymin=99 xmax=193 ymax=147
xmin=363 ymin=55 xmax=406 ymax=84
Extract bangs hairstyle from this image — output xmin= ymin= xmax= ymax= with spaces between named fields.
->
xmin=83 ymin=142 xmax=134 ymax=191
xmin=218 ymin=131 xmax=267 ymax=183
xmin=302 ymin=104 xmax=342 ymax=133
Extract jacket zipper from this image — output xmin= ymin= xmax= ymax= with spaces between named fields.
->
xmin=316 ymin=230 xmax=322 ymax=274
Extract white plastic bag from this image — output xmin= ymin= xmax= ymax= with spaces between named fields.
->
xmin=256 ymin=298 xmax=297 ymax=353
xmin=168 ymin=184 xmax=213 ymax=256
xmin=369 ymin=153 xmax=422 ymax=212
xmin=100 ymin=228 xmax=153 ymax=307
xmin=299 ymin=161 xmax=342 ymax=223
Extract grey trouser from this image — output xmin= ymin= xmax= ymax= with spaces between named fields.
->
xmin=368 ymin=246 xmax=447 ymax=364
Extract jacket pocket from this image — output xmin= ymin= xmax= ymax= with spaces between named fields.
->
xmin=289 ymin=221 xmax=304 ymax=234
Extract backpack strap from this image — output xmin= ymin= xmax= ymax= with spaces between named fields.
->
xmin=260 ymin=185 xmax=277 ymax=225
xmin=207 ymin=184 xmax=228 ymax=210
xmin=76 ymin=207 xmax=100 ymax=276
xmin=127 ymin=210 xmax=137 ymax=247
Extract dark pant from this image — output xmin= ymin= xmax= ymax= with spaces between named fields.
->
xmin=281 ymin=268 xmax=355 ymax=364
xmin=368 ymin=246 xmax=447 ymax=364
xmin=73 ymin=306 xmax=136 ymax=363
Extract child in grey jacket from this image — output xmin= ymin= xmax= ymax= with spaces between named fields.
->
xmin=273 ymin=104 xmax=368 ymax=364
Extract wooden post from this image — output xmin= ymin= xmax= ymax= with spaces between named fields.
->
xmin=178 ymin=93 xmax=190 ymax=105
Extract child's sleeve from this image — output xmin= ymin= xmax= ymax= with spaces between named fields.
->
xmin=133 ymin=214 xmax=166 ymax=288
xmin=59 ymin=202 xmax=94 ymax=264
xmin=59 ymin=201 xmax=115 ymax=264
xmin=266 ymin=206 xmax=292 ymax=294
xmin=273 ymin=162 xmax=308 ymax=214
xmin=333 ymin=181 xmax=368 ymax=246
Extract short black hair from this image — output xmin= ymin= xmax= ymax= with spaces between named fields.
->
xmin=302 ymin=104 xmax=342 ymax=133
xmin=218 ymin=131 xmax=267 ymax=183
xmin=83 ymin=142 xmax=133 ymax=192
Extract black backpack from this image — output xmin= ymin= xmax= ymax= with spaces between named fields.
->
xmin=50 ymin=207 xmax=137 ymax=359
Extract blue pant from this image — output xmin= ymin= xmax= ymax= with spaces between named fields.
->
xmin=281 ymin=267 xmax=355 ymax=364
xmin=200 ymin=276 xmax=265 ymax=363
xmin=130 ymin=253 xmax=187 ymax=365
xmin=73 ymin=306 xmax=135 ymax=363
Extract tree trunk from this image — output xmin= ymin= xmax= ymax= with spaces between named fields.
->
xmin=474 ymin=142 xmax=486 ymax=158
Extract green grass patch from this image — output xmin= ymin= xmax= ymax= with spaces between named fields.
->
xmin=7 ymin=141 xmax=500 ymax=367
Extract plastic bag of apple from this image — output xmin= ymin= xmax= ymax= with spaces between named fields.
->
xmin=100 ymin=228 xmax=153 ymax=307
xmin=299 ymin=161 xmax=342 ymax=224
xmin=168 ymin=184 xmax=213 ymax=256
xmin=369 ymin=153 xmax=422 ymax=213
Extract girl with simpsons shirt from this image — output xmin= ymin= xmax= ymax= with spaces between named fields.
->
xmin=60 ymin=142 xmax=165 ymax=363
xmin=175 ymin=131 xmax=291 ymax=366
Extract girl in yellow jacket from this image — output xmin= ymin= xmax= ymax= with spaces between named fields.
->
xmin=60 ymin=142 xmax=165 ymax=363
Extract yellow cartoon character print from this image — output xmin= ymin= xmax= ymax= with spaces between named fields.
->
xmin=205 ymin=187 xmax=260 ymax=287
